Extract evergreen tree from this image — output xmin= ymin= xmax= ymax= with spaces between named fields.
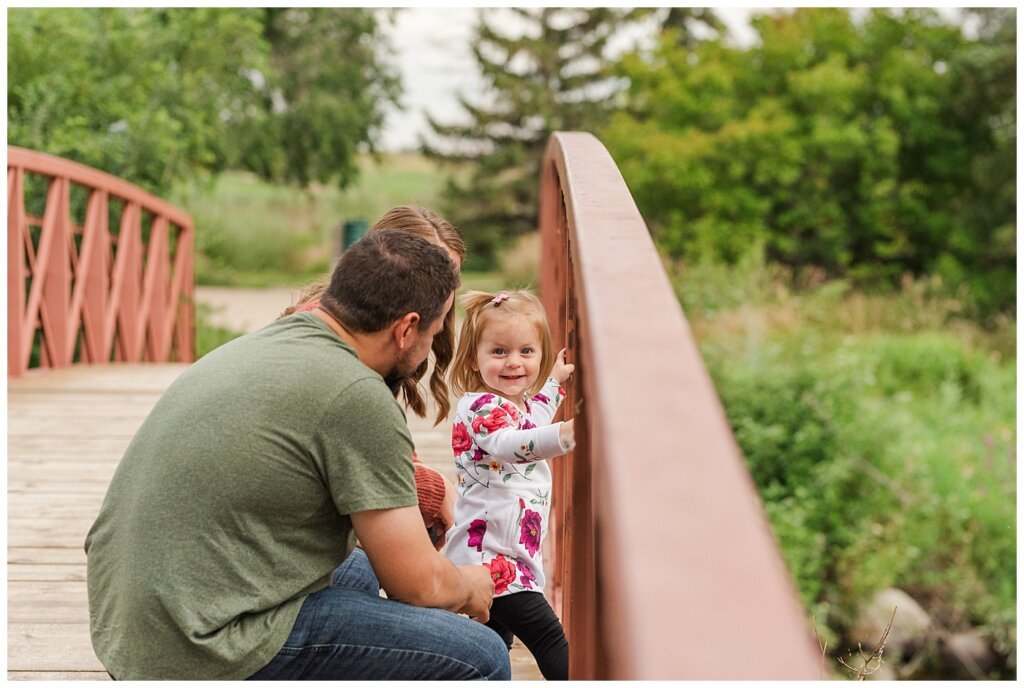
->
xmin=662 ymin=7 xmax=727 ymax=48
xmin=422 ymin=8 xmax=656 ymax=266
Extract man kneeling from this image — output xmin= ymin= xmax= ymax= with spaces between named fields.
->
xmin=85 ymin=230 xmax=509 ymax=680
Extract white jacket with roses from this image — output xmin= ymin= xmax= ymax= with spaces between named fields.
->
xmin=442 ymin=377 xmax=568 ymax=597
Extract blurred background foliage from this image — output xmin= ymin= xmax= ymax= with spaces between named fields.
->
xmin=674 ymin=251 xmax=1015 ymax=677
xmin=8 ymin=6 xmax=1015 ymax=677
xmin=604 ymin=7 xmax=1015 ymax=321
xmin=8 ymin=7 xmax=398 ymax=193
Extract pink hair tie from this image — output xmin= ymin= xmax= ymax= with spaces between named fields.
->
xmin=490 ymin=293 xmax=510 ymax=306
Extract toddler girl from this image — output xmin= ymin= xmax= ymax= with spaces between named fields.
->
xmin=444 ymin=290 xmax=575 ymax=680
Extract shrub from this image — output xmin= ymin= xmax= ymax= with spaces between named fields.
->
xmin=681 ymin=258 xmax=1016 ymax=673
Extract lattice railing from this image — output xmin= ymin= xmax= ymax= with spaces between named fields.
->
xmin=7 ymin=146 xmax=195 ymax=377
xmin=539 ymin=133 xmax=820 ymax=679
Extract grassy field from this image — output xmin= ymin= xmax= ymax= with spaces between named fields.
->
xmin=172 ymin=153 xmax=463 ymax=287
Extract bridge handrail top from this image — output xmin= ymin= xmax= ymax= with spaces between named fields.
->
xmin=542 ymin=130 xmax=820 ymax=677
xmin=545 ymin=131 xmax=696 ymax=402
xmin=8 ymin=145 xmax=193 ymax=229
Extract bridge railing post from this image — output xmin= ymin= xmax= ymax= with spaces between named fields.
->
xmin=538 ymin=132 xmax=821 ymax=680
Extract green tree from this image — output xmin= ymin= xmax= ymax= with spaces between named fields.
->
xmin=942 ymin=8 xmax=1016 ymax=316
xmin=8 ymin=8 xmax=267 ymax=192
xmin=8 ymin=7 xmax=398 ymax=193
xmin=604 ymin=8 xmax=1015 ymax=317
xmin=422 ymin=8 xmax=658 ymax=266
xmin=234 ymin=8 xmax=400 ymax=188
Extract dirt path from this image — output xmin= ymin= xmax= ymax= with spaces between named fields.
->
xmin=195 ymin=286 xmax=302 ymax=334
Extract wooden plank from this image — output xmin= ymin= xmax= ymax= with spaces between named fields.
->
xmin=7 ymin=449 xmax=126 ymax=463
xmin=7 ymin=363 xmax=187 ymax=392
xmin=9 ymin=547 xmax=87 ymax=566
xmin=9 ymin=520 xmax=93 ymax=548
xmin=8 ymin=671 xmax=110 ymax=680
xmin=9 ymin=581 xmax=89 ymax=624
xmin=7 ymin=623 xmax=105 ymax=672
xmin=8 ymin=563 xmax=86 ymax=582
xmin=8 ymin=392 xmax=162 ymax=405
xmin=8 ymin=463 xmax=118 ymax=481
xmin=8 ymin=482 xmax=112 ymax=495
xmin=6 ymin=494 xmax=105 ymax=516
xmin=7 ymin=436 xmax=132 ymax=451
xmin=8 ymin=412 xmax=151 ymax=427
xmin=7 ymin=472 xmax=118 ymax=484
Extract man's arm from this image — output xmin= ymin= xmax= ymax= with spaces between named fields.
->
xmin=351 ymin=505 xmax=494 ymax=621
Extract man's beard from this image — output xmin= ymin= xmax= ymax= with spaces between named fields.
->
xmin=383 ymin=355 xmax=428 ymax=396
xmin=383 ymin=369 xmax=407 ymax=395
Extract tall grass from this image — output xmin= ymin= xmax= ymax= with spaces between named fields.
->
xmin=670 ymin=252 xmax=1016 ymax=677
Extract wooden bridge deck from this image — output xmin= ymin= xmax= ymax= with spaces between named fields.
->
xmin=7 ymin=362 xmax=542 ymax=680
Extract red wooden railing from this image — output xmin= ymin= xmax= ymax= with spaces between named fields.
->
xmin=539 ymin=132 xmax=821 ymax=679
xmin=7 ymin=146 xmax=195 ymax=377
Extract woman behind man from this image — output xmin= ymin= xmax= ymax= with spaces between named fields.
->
xmin=283 ymin=206 xmax=465 ymax=544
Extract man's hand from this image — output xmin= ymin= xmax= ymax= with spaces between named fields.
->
xmin=352 ymin=506 xmax=494 ymax=618
xmin=551 ymin=348 xmax=575 ymax=384
xmin=456 ymin=565 xmax=496 ymax=623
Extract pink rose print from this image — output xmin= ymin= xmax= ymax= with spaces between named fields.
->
xmin=467 ymin=519 xmax=486 ymax=552
xmin=532 ymin=392 xmax=549 ymax=404
xmin=472 ymin=447 xmax=489 ymax=462
xmin=501 ymin=402 xmax=520 ymax=422
xmin=488 ymin=554 xmax=517 ymax=594
xmin=516 ymin=560 xmax=536 ymax=590
xmin=557 ymin=386 xmax=566 ymax=397
xmin=470 ymin=393 xmax=495 ymax=412
xmin=472 ymin=406 xmax=512 ymax=435
xmin=521 ymin=419 xmax=536 ymax=430
xmin=452 ymin=422 xmax=472 ymax=454
xmin=519 ymin=509 xmax=542 ymax=557
xmin=524 ymin=398 xmax=532 ymax=413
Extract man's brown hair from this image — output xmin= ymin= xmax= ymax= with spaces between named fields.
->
xmin=319 ymin=229 xmax=459 ymax=337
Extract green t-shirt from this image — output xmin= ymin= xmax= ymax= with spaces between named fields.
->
xmin=85 ymin=313 xmax=417 ymax=679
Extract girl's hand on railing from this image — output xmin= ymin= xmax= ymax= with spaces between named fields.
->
xmin=558 ymin=418 xmax=576 ymax=453
xmin=551 ymin=347 xmax=575 ymax=383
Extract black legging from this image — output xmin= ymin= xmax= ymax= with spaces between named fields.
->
xmin=486 ymin=591 xmax=569 ymax=680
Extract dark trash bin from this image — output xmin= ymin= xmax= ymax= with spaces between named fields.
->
xmin=342 ymin=219 xmax=369 ymax=249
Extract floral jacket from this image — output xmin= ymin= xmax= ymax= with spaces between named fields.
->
xmin=442 ymin=378 xmax=568 ymax=597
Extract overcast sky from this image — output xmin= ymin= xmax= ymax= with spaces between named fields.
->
xmin=376 ymin=6 xmax=971 ymax=152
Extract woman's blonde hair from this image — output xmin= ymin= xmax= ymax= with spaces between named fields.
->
xmin=281 ymin=206 xmax=465 ymax=425
xmin=450 ymin=290 xmax=554 ymax=400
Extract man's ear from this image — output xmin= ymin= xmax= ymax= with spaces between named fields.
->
xmin=394 ymin=312 xmax=421 ymax=350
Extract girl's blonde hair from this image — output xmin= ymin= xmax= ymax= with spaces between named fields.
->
xmin=280 ymin=205 xmax=465 ymax=425
xmin=450 ymin=290 xmax=555 ymax=399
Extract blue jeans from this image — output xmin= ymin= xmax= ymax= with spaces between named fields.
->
xmin=247 ymin=548 xmax=511 ymax=680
